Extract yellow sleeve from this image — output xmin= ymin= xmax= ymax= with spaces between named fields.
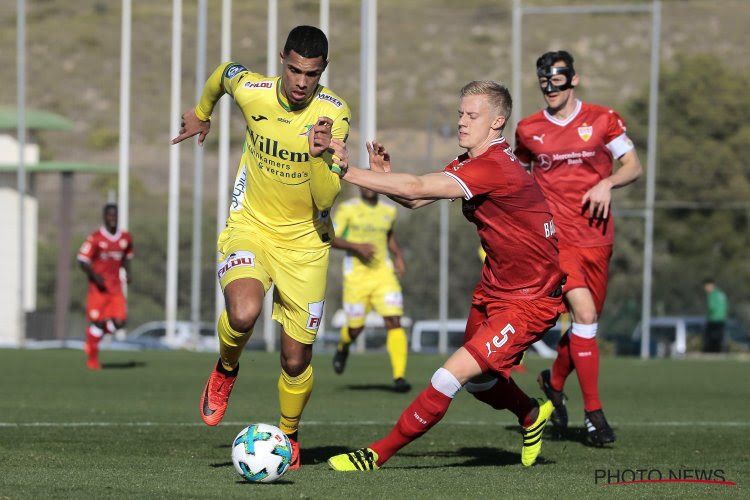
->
xmin=194 ymin=62 xmax=249 ymax=121
xmin=309 ymin=98 xmax=351 ymax=210
xmin=332 ymin=202 xmax=350 ymax=236
xmin=310 ymin=157 xmax=341 ymax=210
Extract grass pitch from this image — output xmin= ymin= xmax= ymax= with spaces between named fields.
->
xmin=1 ymin=348 xmax=747 ymax=499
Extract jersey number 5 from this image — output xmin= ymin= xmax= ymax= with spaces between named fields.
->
xmin=485 ymin=323 xmax=516 ymax=357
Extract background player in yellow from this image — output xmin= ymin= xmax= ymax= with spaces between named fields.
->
xmin=171 ymin=26 xmax=350 ymax=470
xmin=331 ymin=187 xmax=411 ymax=392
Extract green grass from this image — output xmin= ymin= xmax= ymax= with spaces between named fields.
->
xmin=1 ymin=349 xmax=748 ymax=499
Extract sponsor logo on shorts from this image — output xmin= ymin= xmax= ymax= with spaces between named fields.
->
xmin=306 ymin=300 xmax=325 ymax=330
xmin=217 ymin=251 xmax=256 ymax=280
xmin=344 ymin=303 xmax=365 ymax=319
xmin=384 ymin=292 xmax=403 ymax=308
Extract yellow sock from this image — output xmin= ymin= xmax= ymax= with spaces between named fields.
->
xmin=217 ymin=310 xmax=253 ymax=371
xmin=337 ymin=326 xmax=351 ymax=352
xmin=560 ymin=312 xmax=571 ymax=335
xmin=278 ymin=365 xmax=314 ymax=436
xmin=386 ymin=327 xmax=408 ymax=380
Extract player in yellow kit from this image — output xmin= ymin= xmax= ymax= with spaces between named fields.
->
xmin=331 ymin=187 xmax=411 ymax=392
xmin=171 ymin=26 xmax=350 ymax=470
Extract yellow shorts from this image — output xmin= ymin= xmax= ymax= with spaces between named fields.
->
xmin=217 ymin=227 xmax=329 ymax=344
xmin=342 ymin=267 xmax=403 ymax=329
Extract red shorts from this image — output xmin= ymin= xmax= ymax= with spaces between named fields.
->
xmin=86 ymin=289 xmax=127 ymax=323
xmin=558 ymin=244 xmax=612 ymax=315
xmin=463 ymin=294 xmax=562 ymax=378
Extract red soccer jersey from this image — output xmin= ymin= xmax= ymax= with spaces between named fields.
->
xmin=514 ymin=100 xmax=635 ymax=247
xmin=77 ymin=227 xmax=133 ymax=294
xmin=443 ymin=137 xmax=564 ymax=300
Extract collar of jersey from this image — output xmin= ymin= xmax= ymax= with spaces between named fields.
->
xmin=543 ymin=99 xmax=582 ymax=127
xmin=276 ymin=78 xmax=320 ymax=112
xmin=99 ymin=226 xmax=122 ymax=242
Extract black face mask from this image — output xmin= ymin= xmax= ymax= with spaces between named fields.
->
xmin=537 ymin=65 xmax=575 ymax=94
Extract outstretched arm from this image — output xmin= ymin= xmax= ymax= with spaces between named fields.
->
xmin=171 ymin=62 xmax=235 ymax=145
xmin=366 ymin=141 xmax=436 ymax=209
xmin=332 ymin=139 xmax=460 ymax=208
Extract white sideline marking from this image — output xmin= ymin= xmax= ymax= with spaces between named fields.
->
xmin=1 ymin=421 xmax=748 ymax=428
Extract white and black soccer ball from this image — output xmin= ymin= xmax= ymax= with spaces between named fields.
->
xmin=231 ymin=423 xmax=292 ymax=483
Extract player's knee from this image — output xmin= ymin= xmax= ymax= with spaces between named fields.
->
xmin=383 ymin=316 xmax=401 ymax=330
xmin=573 ymin=309 xmax=598 ymax=325
xmin=348 ymin=327 xmax=364 ymax=340
xmin=280 ymin=355 xmax=310 ymax=377
xmin=226 ymin=306 xmax=260 ymax=333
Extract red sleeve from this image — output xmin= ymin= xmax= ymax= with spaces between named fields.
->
xmin=77 ymin=234 xmax=97 ymax=263
xmin=513 ymin=128 xmax=532 ymax=166
xmin=443 ymin=156 xmax=509 ymax=200
xmin=606 ymin=108 xmax=628 ymax=143
xmin=124 ymin=233 xmax=134 ymax=259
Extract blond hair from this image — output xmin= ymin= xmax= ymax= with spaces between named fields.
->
xmin=460 ymin=80 xmax=512 ymax=129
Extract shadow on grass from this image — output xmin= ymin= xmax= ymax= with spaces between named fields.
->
xmin=101 ymin=361 xmax=146 ymax=369
xmin=345 ymin=383 xmax=396 ymax=392
xmin=236 ymin=479 xmax=295 ymax=485
xmin=302 ymin=445 xmax=354 ymax=465
xmin=502 ymin=424 xmax=616 ymax=448
xmin=396 ymin=446 xmax=556 ymax=468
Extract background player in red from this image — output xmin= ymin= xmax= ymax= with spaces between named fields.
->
xmin=514 ymin=51 xmax=642 ymax=445
xmin=325 ymin=80 xmax=565 ymax=471
xmin=77 ymin=203 xmax=133 ymax=370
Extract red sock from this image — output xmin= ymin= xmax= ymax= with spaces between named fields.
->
xmin=570 ymin=334 xmax=601 ymax=411
xmin=550 ymin=329 xmax=573 ymax=391
xmin=85 ymin=326 xmax=102 ymax=361
xmin=470 ymin=377 xmax=535 ymax=427
xmin=369 ymin=384 xmax=452 ymax=466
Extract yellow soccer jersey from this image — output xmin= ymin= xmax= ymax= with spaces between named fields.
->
xmin=196 ymin=62 xmax=351 ymax=251
xmin=333 ymin=197 xmax=398 ymax=273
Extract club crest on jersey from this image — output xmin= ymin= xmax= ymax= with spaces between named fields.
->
xmin=299 ymin=124 xmax=314 ymax=136
xmin=217 ymin=251 xmax=256 ymax=280
xmin=119 ymin=239 xmax=128 ymax=249
xmin=578 ymin=124 xmax=593 ymax=142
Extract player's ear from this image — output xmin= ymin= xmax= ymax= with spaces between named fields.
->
xmin=491 ymin=115 xmax=506 ymax=131
xmin=572 ymin=74 xmax=580 ymax=88
xmin=279 ymin=51 xmax=285 ymax=67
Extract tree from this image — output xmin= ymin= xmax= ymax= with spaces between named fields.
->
xmin=623 ymin=54 xmax=750 ymax=335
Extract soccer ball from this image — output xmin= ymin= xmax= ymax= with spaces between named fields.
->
xmin=231 ymin=423 xmax=292 ymax=483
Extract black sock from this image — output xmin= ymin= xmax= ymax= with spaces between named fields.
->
xmin=216 ymin=359 xmax=239 ymax=376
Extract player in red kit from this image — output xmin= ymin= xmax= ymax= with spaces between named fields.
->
xmin=514 ymin=51 xmax=642 ymax=446
xmin=323 ymin=81 xmax=565 ymax=471
xmin=77 ymin=203 xmax=133 ymax=370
